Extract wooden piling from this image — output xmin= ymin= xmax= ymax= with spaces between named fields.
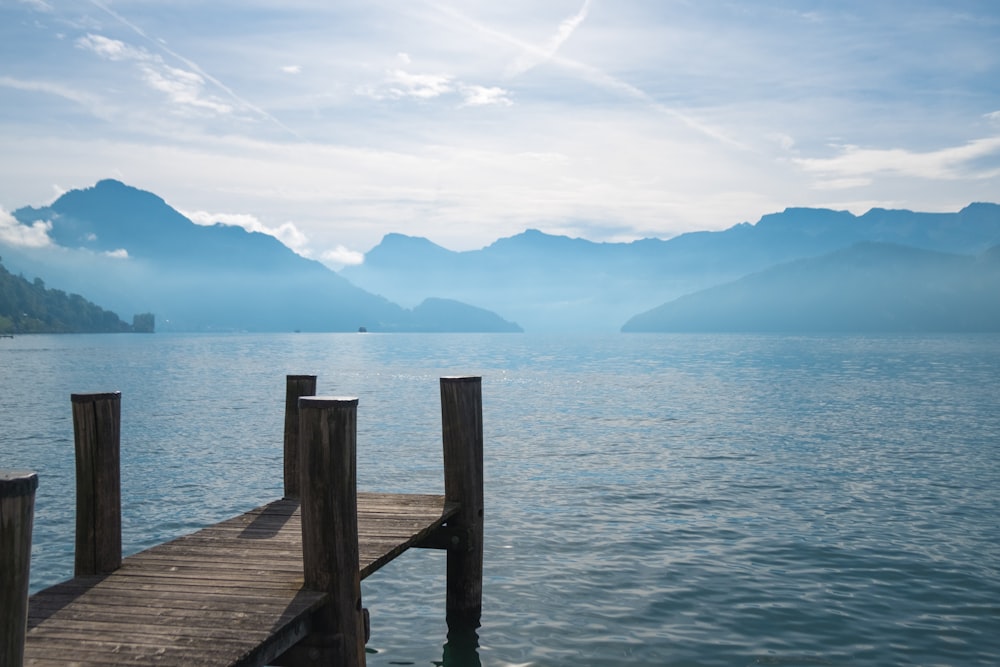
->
xmin=296 ymin=396 xmax=366 ymax=667
xmin=71 ymin=391 xmax=122 ymax=576
xmin=283 ymin=375 xmax=317 ymax=500
xmin=440 ymin=376 xmax=484 ymax=625
xmin=1 ymin=470 xmax=38 ymax=667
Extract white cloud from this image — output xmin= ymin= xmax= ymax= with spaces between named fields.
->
xmin=796 ymin=136 xmax=1000 ymax=182
xmin=140 ymin=64 xmax=233 ymax=114
xmin=321 ymin=245 xmax=365 ymax=268
xmin=281 ymin=65 xmax=301 ymax=74
xmin=182 ymin=210 xmax=310 ymax=254
xmin=384 ymin=68 xmax=454 ymax=100
xmin=360 ymin=63 xmax=512 ymax=108
xmin=104 ymin=248 xmax=129 ymax=258
xmin=0 ymin=208 xmax=52 ymax=248
xmin=76 ymin=33 xmax=141 ymax=61
xmin=461 ymin=85 xmax=513 ymax=107
xmin=75 ymin=33 xmax=233 ymax=115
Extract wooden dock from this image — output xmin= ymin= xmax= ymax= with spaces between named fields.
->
xmin=1 ymin=376 xmax=484 ymax=667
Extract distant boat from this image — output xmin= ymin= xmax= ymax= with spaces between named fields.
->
xmin=0 ymin=334 xmax=13 ymax=339
xmin=358 ymin=326 xmax=368 ymax=333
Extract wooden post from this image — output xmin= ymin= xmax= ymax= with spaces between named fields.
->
xmin=283 ymin=375 xmax=317 ymax=500
xmin=71 ymin=391 xmax=122 ymax=576
xmin=297 ymin=396 xmax=366 ymax=667
xmin=440 ymin=376 xmax=484 ymax=626
xmin=1 ymin=470 xmax=38 ymax=667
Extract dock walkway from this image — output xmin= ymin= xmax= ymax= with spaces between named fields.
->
xmin=2 ymin=375 xmax=484 ymax=667
xmin=24 ymin=494 xmax=458 ymax=666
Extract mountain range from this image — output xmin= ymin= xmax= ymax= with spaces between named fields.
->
xmin=623 ymin=242 xmax=1000 ymax=332
xmin=342 ymin=204 xmax=1000 ymax=332
xmin=3 ymin=179 xmax=999 ymax=333
xmin=3 ymin=180 xmax=521 ymax=333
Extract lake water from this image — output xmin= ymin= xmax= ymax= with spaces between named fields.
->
xmin=2 ymin=332 xmax=999 ymax=666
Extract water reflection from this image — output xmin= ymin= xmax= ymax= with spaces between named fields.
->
xmin=436 ymin=620 xmax=481 ymax=667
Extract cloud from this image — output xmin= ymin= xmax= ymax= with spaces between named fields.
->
xmin=76 ymin=33 xmax=233 ymax=115
xmin=461 ymin=85 xmax=513 ymax=107
xmin=140 ymin=64 xmax=233 ymax=114
xmin=76 ymin=33 xmax=142 ymax=61
xmin=796 ymin=136 xmax=1000 ymax=183
xmin=359 ymin=57 xmax=511 ymax=108
xmin=426 ymin=2 xmax=738 ymax=146
xmin=360 ymin=67 xmax=454 ymax=101
xmin=0 ymin=208 xmax=52 ymax=248
xmin=182 ymin=210 xmax=310 ymax=254
xmin=0 ymin=75 xmax=113 ymax=119
xmin=321 ymin=245 xmax=365 ymax=267
xmin=104 ymin=248 xmax=129 ymax=258
xmin=507 ymin=0 xmax=592 ymax=77
xmin=183 ymin=209 xmax=362 ymax=268
xmin=85 ymin=1 xmax=298 ymax=136
xmin=281 ymin=65 xmax=302 ymax=74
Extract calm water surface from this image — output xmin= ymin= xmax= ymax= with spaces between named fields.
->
xmin=1 ymin=333 xmax=999 ymax=666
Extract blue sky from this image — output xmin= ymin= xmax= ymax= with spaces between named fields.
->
xmin=2 ymin=0 xmax=999 ymax=267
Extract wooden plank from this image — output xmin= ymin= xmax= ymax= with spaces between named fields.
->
xmin=25 ymin=492 xmax=458 ymax=666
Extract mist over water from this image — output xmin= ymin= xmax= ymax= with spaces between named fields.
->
xmin=2 ymin=333 xmax=999 ymax=666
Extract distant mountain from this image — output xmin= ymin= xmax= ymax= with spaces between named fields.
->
xmin=341 ymin=205 xmax=1000 ymax=332
xmin=622 ymin=242 xmax=1000 ymax=333
xmin=410 ymin=298 xmax=523 ymax=333
xmin=0 ymin=257 xmax=132 ymax=333
xmin=6 ymin=181 xmax=999 ymax=334
xmin=3 ymin=180 xmax=520 ymax=333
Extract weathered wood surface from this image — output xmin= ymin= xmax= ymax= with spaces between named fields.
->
xmin=296 ymin=396 xmax=365 ymax=666
xmin=24 ymin=493 xmax=458 ymax=667
xmin=439 ymin=377 xmax=485 ymax=624
xmin=282 ymin=375 xmax=316 ymax=500
xmin=71 ymin=392 xmax=122 ymax=576
xmin=1 ymin=470 xmax=38 ymax=667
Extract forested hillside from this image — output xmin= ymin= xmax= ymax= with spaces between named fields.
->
xmin=0 ymin=257 xmax=132 ymax=333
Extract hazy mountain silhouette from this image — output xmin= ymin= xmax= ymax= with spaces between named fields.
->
xmin=622 ymin=242 xmax=1000 ymax=332
xmin=341 ymin=204 xmax=1000 ymax=332
xmin=5 ymin=180 xmax=998 ymax=333
xmin=4 ymin=180 xmax=521 ymax=332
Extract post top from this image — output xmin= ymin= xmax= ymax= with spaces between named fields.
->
xmin=298 ymin=396 xmax=359 ymax=408
xmin=71 ymin=391 xmax=121 ymax=403
xmin=440 ymin=376 xmax=482 ymax=383
xmin=0 ymin=470 xmax=38 ymax=498
xmin=286 ymin=374 xmax=317 ymax=381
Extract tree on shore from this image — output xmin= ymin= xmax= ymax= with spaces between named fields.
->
xmin=0 ymin=256 xmax=134 ymax=333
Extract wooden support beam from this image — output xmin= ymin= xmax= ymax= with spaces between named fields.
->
xmin=1 ymin=469 xmax=38 ymax=667
xmin=283 ymin=375 xmax=317 ymax=500
xmin=440 ymin=376 xmax=484 ymax=627
xmin=71 ymin=391 xmax=122 ymax=576
xmin=293 ymin=396 xmax=367 ymax=667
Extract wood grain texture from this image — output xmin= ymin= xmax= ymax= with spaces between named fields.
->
xmin=439 ymin=377 xmax=485 ymax=624
xmin=1 ymin=470 xmax=38 ymax=667
xmin=71 ymin=392 xmax=122 ymax=576
xmin=25 ymin=493 xmax=458 ymax=667
xmin=282 ymin=375 xmax=316 ymax=500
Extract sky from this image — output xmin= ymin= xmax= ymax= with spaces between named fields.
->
xmin=2 ymin=0 xmax=999 ymax=268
